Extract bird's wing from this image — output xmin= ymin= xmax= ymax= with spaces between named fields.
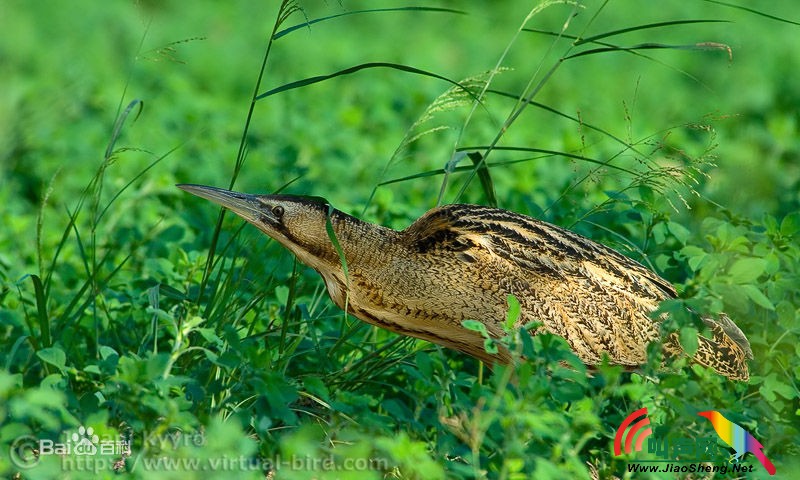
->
xmin=406 ymin=204 xmax=676 ymax=302
xmin=404 ymin=204 xmax=753 ymax=379
xmin=403 ymin=204 xmax=672 ymax=365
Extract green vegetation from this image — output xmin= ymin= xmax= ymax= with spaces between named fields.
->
xmin=1 ymin=1 xmax=798 ymax=478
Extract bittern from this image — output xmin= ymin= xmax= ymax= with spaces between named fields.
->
xmin=178 ymin=184 xmax=753 ymax=381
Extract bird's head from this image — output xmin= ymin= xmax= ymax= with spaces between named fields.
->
xmin=177 ymin=184 xmax=341 ymax=270
xmin=697 ymin=411 xmax=716 ymax=421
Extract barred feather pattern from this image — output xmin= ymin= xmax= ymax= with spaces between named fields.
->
xmin=178 ymin=184 xmax=752 ymax=382
xmin=385 ymin=204 xmax=752 ymax=381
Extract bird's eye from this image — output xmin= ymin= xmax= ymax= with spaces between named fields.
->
xmin=271 ymin=205 xmax=285 ymax=218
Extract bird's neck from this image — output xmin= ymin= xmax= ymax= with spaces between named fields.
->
xmin=281 ymin=209 xmax=399 ymax=276
xmin=327 ymin=210 xmax=400 ymax=267
xmin=291 ymin=210 xmax=397 ymax=309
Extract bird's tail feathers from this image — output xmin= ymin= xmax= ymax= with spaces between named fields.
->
xmin=664 ymin=314 xmax=752 ymax=381
xmin=751 ymin=447 xmax=777 ymax=476
xmin=702 ymin=313 xmax=753 ymax=359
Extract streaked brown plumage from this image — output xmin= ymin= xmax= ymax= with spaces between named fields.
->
xmin=178 ymin=184 xmax=753 ymax=381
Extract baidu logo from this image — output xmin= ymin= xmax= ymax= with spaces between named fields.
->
xmin=9 ymin=425 xmax=130 ymax=469
xmin=68 ymin=426 xmax=99 ymax=455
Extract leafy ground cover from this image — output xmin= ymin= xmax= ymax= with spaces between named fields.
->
xmin=1 ymin=1 xmax=798 ymax=478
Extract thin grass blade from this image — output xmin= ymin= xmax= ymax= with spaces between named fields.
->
xmin=274 ymin=7 xmax=464 ymax=40
xmin=105 ymin=99 xmax=143 ymax=161
xmin=565 ymin=42 xmax=732 ymax=61
xmin=468 ymin=152 xmax=498 ymax=207
xmin=30 ymin=274 xmax=50 ymax=348
xmin=256 ymin=62 xmax=479 ymax=103
xmin=702 ymin=0 xmax=800 ymax=26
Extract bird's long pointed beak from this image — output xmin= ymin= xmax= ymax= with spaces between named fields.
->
xmin=177 ymin=184 xmax=265 ymax=224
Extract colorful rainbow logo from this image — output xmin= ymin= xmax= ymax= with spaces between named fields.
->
xmin=697 ymin=410 xmax=776 ymax=476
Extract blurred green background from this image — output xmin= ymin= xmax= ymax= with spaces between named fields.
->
xmin=1 ymin=1 xmax=798 ymax=479
xmin=3 ymin=1 xmax=798 ymax=217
